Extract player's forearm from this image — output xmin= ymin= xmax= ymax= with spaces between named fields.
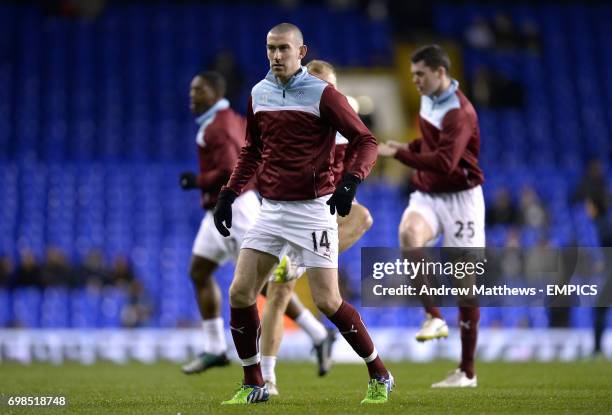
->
xmin=394 ymin=148 xmax=455 ymax=174
xmin=225 ymin=153 xmax=260 ymax=194
xmin=408 ymin=138 xmax=422 ymax=153
xmin=346 ymin=134 xmax=378 ymax=180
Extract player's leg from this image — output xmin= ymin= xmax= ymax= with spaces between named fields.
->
xmin=182 ymin=210 xmax=233 ymax=374
xmin=432 ymin=186 xmax=485 ymax=388
xmin=182 ymin=255 xmax=230 ymax=373
xmin=458 ymin=306 xmax=479 ymax=378
xmin=399 ymin=211 xmax=434 ymax=247
xmin=222 ymin=248 xmax=278 ymax=405
xmin=261 ymin=266 xmax=335 ymax=393
xmin=593 ymin=307 xmax=607 ymax=356
xmin=399 ymin=200 xmax=448 ymax=341
xmin=284 ymin=291 xmax=335 ymax=376
xmin=593 ymin=265 xmax=612 ymax=356
xmin=454 ymin=187 xmax=484 ymax=385
xmin=432 ymin=257 xmax=480 ymax=388
xmin=337 ymin=202 xmax=373 ymax=252
xmin=431 ymin=304 xmax=480 ymax=388
xmin=307 ymin=266 xmax=394 ymax=403
xmin=260 ymin=278 xmax=297 ymax=395
xmin=190 ymin=255 xmax=221 ymax=319
xmin=269 ymin=250 xmax=336 ymax=377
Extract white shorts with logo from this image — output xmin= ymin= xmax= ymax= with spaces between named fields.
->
xmin=402 ymin=185 xmax=485 ymax=247
xmin=192 ymin=190 xmax=260 ymax=264
xmin=241 ymin=195 xmax=339 ymax=269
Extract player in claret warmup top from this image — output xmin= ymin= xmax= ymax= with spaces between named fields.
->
xmin=379 ymin=45 xmax=484 ymax=388
xmin=178 ymin=71 xmax=254 ymax=373
xmin=258 ymin=59 xmax=374 ymax=396
xmin=179 ymin=71 xmax=333 ymax=377
xmin=214 ymin=23 xmax=393 ymax=404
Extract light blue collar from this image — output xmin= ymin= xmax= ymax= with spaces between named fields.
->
xmin=430 ymin=79 xmax=459 ymax=104
xmin=195 ymin=98 xmax=230 ymax=126
xmin=265 ymin=65 xmax=308 ymax=89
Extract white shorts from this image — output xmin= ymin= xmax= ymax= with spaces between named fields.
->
xmin=241 ymin=195 xmax=339 ymax=269
xmin=192 ymin=190 xmax=260 ymax=264
xmin=402 ymin=185 xmax=485 ymax=247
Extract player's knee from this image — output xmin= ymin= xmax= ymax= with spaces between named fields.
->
xmin=340 ymin=206 xmax=373 ymax=248
xmin=229 ymin=282 xmax=256 ymax=307
xmin=267 ymin=283 xmax=294 ymax=307
xmin=398 ymin=226 xmax=412 ymax=247
xmin=189 ymin=265 xmax=212 ymax=287
xmin=189 ymin=260 xmax=213 ymax=287
xmin=357 ymin=206 xmax=374 ymax=233
xmin=399 ymin=222 xmax=426 ymax=247
xmin=313 ymin=296 xmax=342 ymax=317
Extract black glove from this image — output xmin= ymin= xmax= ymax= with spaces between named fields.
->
xmin=213 ymin=189 xmax=238 ymax=237
xmin=327 ymin=173 xmax=361 ymax=217
xmin=179 ymin=172 xmax=197 ymax=190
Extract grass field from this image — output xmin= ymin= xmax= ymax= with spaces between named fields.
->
xmin=1 ymin=360 xmax=611 ymax=414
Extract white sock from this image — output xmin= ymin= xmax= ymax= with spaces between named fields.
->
xmin=295 ymin=309 xmax=327 ymax=345
xmin=261 ymin=355 xmax=277 ymax=384
xmin=202 ymin=317 xmax=227 ymax=355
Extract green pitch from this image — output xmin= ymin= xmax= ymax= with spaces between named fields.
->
xmin=1 ymin=360 xmax=610 ymax=414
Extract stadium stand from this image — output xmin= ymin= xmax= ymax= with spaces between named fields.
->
xmin=0 ymin=2 xmax=610 ymax=330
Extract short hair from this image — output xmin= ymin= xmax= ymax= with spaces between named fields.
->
xmin=306 ymin=60 xmax=336 ymax=77
xmin=196 ymin=71 xmax=226 ymax=97
xmin=268 ymin=22 xmax=304 ymax=46
xmin=411 ymin=45 xmax=451 ymax=73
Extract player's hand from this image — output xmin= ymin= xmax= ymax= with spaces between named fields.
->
xmin=213 ymin=189 xmax=238 ymax=237
xmin=327 ymin=173 xmax=360 ymax=217
xmin=377 ymin=142 xmax=398 ymax=157
xmin=179 ymin=172 xmax=197 ymax=190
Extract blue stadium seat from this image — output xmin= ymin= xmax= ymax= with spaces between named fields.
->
xmin=570 ymin=307 xmax=592 ymax=328
xmin=12 ymin=287 xmax=41 ymax=328
xmin=70 ymin=287 xmax=100 ymax=327
xmin=0 ymin=288 xmax=11 ymax=326
xmin=99 ymin=287 xmax=127 ymax=327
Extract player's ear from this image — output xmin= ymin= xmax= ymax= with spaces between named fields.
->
xmin=438 ymin=66 xmax=446 ymax=79
xmin=299 ymin=44 xmax=307 ymax=60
